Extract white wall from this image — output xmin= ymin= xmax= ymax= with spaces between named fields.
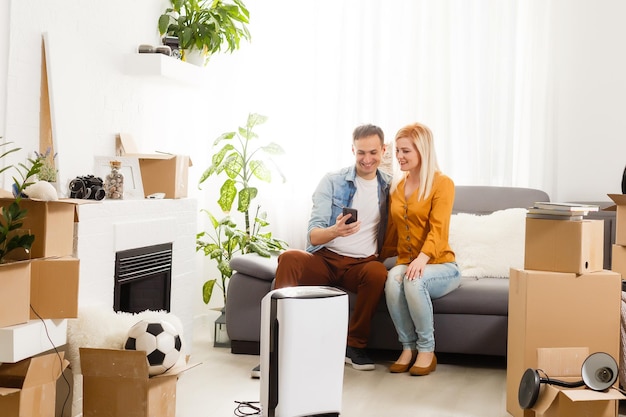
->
xmin=550 ymin=0 xmax=626 ymax=201
xmin=1 ymin=0 xmax=626 ymax=320
xmin=0 ymin=0 xmax=219 ymax=320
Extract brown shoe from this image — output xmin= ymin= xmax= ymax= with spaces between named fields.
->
xmin=389 ymin=350 xmax=418 ymax=373
xmin=409 ymin=353 xmax=437 ymax=376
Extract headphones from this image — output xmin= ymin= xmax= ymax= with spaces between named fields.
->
xmin=518 ymin=352 xmax=619 ymax=410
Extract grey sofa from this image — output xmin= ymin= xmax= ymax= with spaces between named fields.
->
xmin=225 ymin=185 xmax=551 ymax=357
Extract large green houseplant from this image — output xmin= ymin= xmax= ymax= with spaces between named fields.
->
xmin=197 ymin=113 xmax=288 ymax=306
xmin=158 ymin=0 xmax=251 ymax=66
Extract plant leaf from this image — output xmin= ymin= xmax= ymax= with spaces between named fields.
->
xmin=202 ymin=279 xmax=216 ymax=304
xmin=218 ymin=179 xmax=237 ymax=212
xmin=249 ymin=160 xmax=272 ymax=183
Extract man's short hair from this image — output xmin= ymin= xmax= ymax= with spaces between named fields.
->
xmin=353 ymin=124 xmax=384 ymax=145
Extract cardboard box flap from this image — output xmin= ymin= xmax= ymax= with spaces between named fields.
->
xmin=0 ymin=387 xmax=21 ymax=397
xmin=0 ymin=355 xmax=32 ymax=383
xmin=116 ymin=133 xmax=192 ymax=166
xmin=533 ymin=384 xmax=561 ymax=414
xmin=605 ymin=194 xmax=626 ymax=211
xmin=560 ymin=388 xmax=626 ymax=402
xmin=537 ymin=347 xmax=589 ymax=377
xmin=151 ymin=359 xmax=201 ymax=379
xmin=22 ymin=352 xmax=67 ymax=389
xmin=80 ymin=348 xmax=149 ymax=378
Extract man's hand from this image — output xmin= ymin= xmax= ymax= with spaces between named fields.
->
xmin=335 ymin=211 xmax=360 ymax=237
xmin=309 ymin=212 xmax=360 ymax=246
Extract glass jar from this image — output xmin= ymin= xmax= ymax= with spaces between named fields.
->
xmin=105 ymin=160 xmax=124 ymax=199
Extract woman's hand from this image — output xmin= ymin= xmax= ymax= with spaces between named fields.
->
xmin=406 ymin=253 xmax=431 ymax=280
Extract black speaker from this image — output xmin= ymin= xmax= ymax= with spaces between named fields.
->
xmin=518 ymin=352 xmax=618 ymax=410
xmin=622 ymin=165 xmax=626 ymax=194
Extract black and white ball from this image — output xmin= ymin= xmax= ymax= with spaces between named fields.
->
xmin=124 ymin=319 xmax=182 ymax=376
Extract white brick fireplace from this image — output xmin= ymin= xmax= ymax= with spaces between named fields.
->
xmin=74 ymin=198 xmax=197 ymax=347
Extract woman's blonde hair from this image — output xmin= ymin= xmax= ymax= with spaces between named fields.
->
xmin=392 ymin=122 xmax=441 ymax=201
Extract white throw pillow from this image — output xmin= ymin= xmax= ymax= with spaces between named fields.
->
xmin=448 ymin=208 xmax=527 ymax=278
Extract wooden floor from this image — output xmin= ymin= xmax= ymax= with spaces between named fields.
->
xmin=177 ymin=313 xmax=512 ymax=417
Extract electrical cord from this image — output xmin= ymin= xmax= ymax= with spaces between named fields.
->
xmin=30 ymin=304 xmax=72 ymax=417
xmin=234 ymin=400 xmax=262 ymax=416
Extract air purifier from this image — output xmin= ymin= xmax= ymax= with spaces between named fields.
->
xmin=260 ymin=286 xmax=349 ymax=417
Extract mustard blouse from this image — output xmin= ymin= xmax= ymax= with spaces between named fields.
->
xmin=381 ymin=172 xmax=456 ymax=265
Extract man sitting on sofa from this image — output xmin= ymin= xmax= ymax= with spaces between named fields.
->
xmin=251 ymin=123 xmax=392 ymax=377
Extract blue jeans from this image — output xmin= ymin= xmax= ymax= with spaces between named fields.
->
xmin=385 ymin=262 xmax=461 ymax=352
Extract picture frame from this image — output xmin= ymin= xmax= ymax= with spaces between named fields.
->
xmin=93 ymin=156 xmax=144 ymax=200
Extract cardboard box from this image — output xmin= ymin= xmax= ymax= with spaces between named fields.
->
xmin=30 ymin=257 xmax=79 ymax=319
xmin=607 ymin=194 xmax=626 ymax=245
xmin=611 ymin=244 xmax=626 ymax=279
xmin=117 ymin=133 xmax=192 ymax=199
xmin=137 ymin=154 xmax=191 ymax=199
xmin=0 ymin=319 xmax=68 ymax=363
xmin=524 ymin=218 xmax=604 ymax=274
xmin=80 ymin=348 xmax=197 ymax=417
xmin=0 ymin=198 xmax=78 ymax=259
xmin=0 ymin=352 xmax=69 ymax=417
xmin=528 ymin=347 xmax=625 ymax=417
xmin=506 ymin=268 xmax=621 ymax=417
xmin=0 ymin=261 xmax=31 ymax=328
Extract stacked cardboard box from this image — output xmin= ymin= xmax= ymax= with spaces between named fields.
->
xmin=0 ymin=199 xmax=80 ymax=328
xmin=608 ymin=194 xmax=626 ymax=279
xmin=0 ymin=198 xmax=81 ymax=416
xmin=506 ymin=214 xmax=623 ymax=417
xmin=0 ymin=352 xmax=69 ymax=417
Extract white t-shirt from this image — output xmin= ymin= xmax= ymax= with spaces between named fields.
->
xmin=326 ymin=175 xmax=379 ymax=258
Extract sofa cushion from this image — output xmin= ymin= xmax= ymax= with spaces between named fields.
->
xmin=229 ymin=253 xmax=278 ymax=281
xmin=432 ymin=277 xmax=509 ymax=315
xmin=449 ymin=208 xmax=526 ymax=278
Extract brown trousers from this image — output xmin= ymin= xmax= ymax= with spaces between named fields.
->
xmin=274 ymin=247 xmax=387 ymax=348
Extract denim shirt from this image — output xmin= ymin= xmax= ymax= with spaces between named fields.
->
xmin=306 ymin=165 xmax=392 ymax=254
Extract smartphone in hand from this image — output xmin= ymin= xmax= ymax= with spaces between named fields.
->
xmin=342 ymin=207 xmax=358 ymax=224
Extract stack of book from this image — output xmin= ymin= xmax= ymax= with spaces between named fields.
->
xmin=527 ymin=202 xmax=600 ymax=221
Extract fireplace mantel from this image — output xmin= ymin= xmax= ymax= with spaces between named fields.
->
xmin=74 ymin=198 xmax=197 ymax=347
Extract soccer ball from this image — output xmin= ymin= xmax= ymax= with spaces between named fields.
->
xmin=124 ymin=319 xmax=183 ymax=376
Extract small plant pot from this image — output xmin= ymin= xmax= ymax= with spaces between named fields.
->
xmin=183 ymin=48 xmax=208 ymax=67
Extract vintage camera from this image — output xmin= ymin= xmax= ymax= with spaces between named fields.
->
xmin=69 ymin=175 xmax=106 ymax=200
xmin=162 ymin=36 xmax=181 ymax=59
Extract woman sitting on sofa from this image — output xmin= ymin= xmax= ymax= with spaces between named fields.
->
xmin=381 ymin=122 xmax=461 ymax=376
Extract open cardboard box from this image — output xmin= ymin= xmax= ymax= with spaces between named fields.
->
xmin=506 ymin=268 xmax=622 ymax=417
xmin=116 ymin=133 xmax=192 ymax=199
xmin=524 ymin=218 xmax=604 ymax=274
xmin=0 ymin=351 xmax=69 ymax=417
xmin=80 ymin=347 xmax=199 ymax=417
xmin=607 ymin=194 xmax=626 ymax=245
xmin=529 ymin=347 xmax=625 ymax=417
xmin=0 ymin=198 xmax=79 ymax=259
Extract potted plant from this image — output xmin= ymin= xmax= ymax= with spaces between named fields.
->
xmin=33 ymin=148 xmax=57 ymax=183
xmin=197 ymin=113 xmax=287 ymax=309
xmin=0 ymin=139 xmax=43 ymax=263
xmin=158 ymin=0 xmax=251 ymax=66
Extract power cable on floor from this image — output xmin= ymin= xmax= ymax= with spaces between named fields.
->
xmin=233 ymin=400 xmax=261 ymax=416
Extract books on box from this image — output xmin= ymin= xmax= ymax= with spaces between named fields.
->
xmin=532 ymin=202 xmax=599 ymax=212
xmin=527 ymin=202 xmax=599 ymax=221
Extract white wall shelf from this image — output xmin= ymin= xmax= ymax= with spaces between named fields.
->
xmin=123 ymin=53 xmax=209 ymax=86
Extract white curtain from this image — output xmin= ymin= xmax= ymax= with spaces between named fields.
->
xmin=204 ymin=0 xmax=553 ymax=250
